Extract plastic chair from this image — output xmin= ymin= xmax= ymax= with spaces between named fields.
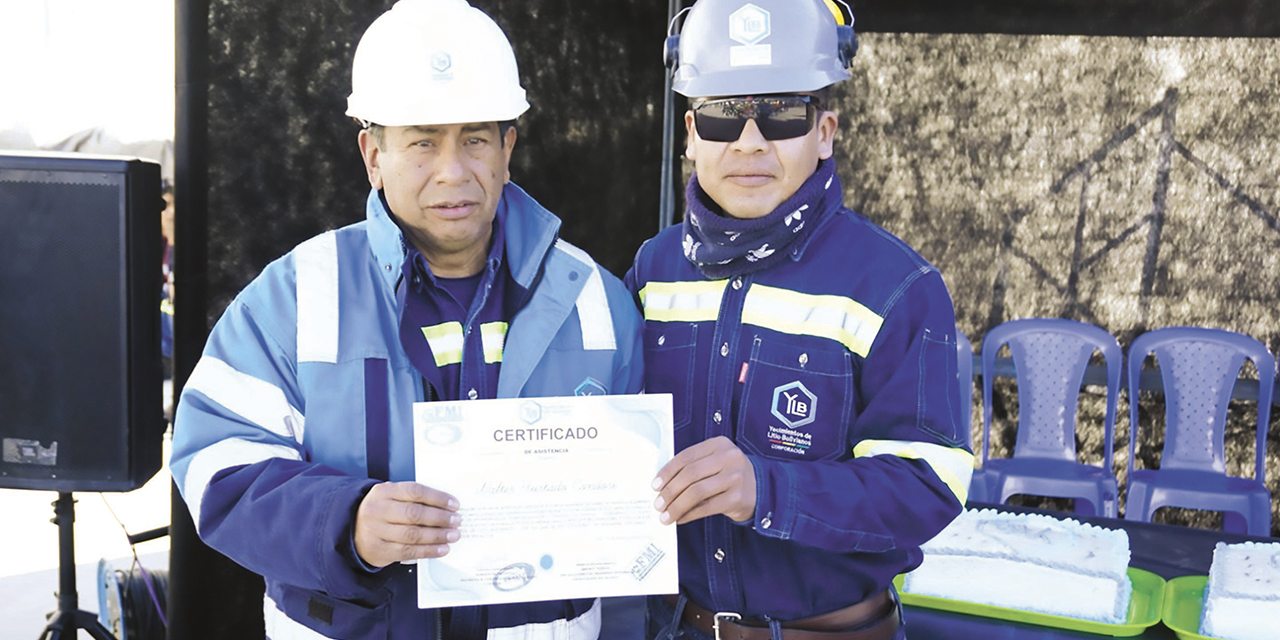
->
xmin=957 ymin=328 xmax=975 ymax=443
xmin=1124 ymin=327 xmax=1275 ymax=536
xmin=980 ymin=318 xmax=1122 ymax=517
xmin=957 ymin=329 xmax=992 ymax=504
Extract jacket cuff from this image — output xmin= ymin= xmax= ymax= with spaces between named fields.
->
xmin=323 ymin=479 xmax=392 ymax=598
xmin=734 ymin=454 xmax=793 ymax=540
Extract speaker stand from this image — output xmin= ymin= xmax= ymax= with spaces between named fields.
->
xmin=38 ymin=492 xmax=117 ymax=640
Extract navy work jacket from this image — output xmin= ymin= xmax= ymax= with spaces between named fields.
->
xmin=625 ymin=197 xmax=973 ymax=621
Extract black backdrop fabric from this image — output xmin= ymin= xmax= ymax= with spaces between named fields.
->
xmin=204 ymin=0 xmax=668 ymax=322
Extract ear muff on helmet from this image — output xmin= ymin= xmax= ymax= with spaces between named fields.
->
xmin=664 ymin=34 xmax=681 ymax=71
xmin=825 ymin=0 xmax=858 ymax=67
xmin=837 ymin=25 xmax=858 ymax=68
xmin=821 ymin=0 xmax=859 ymax=69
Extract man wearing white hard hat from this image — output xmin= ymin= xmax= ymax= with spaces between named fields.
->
xmin=170 ymin=1 xmax=642 ymax=638
xmin=627 ymin=1 xmax=971 ymax=639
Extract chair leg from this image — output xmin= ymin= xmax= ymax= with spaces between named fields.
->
xmin=1102 ymin=492 xmax=1118 ymax=519
xmin=1074 ymin=484 xmax=1119 ymax=519
xmin=1247 ymin=493 xmax=1272 ymax=537
xmin=1073 ymin=498 xmax=1097 ymax=517
xmin=1222 ymin=511 xmax=1247 ymax=535
xmin=1123 ymin=481 xmax=1152 ymax=523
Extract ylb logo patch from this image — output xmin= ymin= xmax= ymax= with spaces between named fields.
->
xmin=771 ymin=381 xmax=816 ymax=428
xmin=728 ymin=4 xmax=770 ymax=45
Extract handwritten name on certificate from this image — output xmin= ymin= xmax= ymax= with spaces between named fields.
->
xmin=413 ymin=393 xmax=677 ymax=608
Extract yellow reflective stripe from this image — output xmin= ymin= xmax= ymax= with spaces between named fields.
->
xmin=853 ymin=439 xmax=975 ymax=506
xmin=421 ymin=322 xmax=464 ymax=366
xmin=422 ymin=322 xmax=506 ymax=365
xmin=741 ymin=285 xmax=883 ymax=357
xmin=638 ymin=280 xmax=727 ymax=322
xmin=160 ymin=298 xmax=174 ymax=315
xmin=481 ymin=322 xmax=508 ymax=363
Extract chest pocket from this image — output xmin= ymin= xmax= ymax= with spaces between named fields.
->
xmin=737 ymin=336 xmax=853 ymax=462
xmin=643 ymin=322 xmax=697 ymax=431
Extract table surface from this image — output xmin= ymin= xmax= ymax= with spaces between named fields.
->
xmin=903 ymin=502 xmax=1274 ymax=640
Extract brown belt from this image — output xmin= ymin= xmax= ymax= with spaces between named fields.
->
xmin=662 ymin=590 xmax=900 ymax=640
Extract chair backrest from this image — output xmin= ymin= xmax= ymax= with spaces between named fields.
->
xmin=957 ymin=328 xmax=974 ymax=450
xmin=981 ymin=318 xmax=1122 ymax=466
xmin=1126 ymin=327 xmax=1275 ymax=481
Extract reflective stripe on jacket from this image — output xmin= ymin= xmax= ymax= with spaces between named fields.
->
xmin=625 ymin=203 xmax=972 ymax=621
xmin=172 ymin=184 xmax=644 ymax=639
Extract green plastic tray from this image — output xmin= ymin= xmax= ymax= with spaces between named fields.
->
xmin=894 ymin=567 xmax=1166 ymax=637
xmin=1161 ymin=575 xmax=1213 ymax=640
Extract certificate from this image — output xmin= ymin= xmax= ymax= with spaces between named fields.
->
xmin=413 ymin=393 xmax=677 ymax=608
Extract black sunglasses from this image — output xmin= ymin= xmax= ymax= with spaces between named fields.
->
xmin=692 ymin=95 xmax=817 ymax=143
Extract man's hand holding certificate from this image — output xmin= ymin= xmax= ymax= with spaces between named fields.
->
xmin=413 ymin=393 xmax=677 ymax=608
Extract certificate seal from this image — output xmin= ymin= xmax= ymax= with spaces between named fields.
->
xmin=424 ymin=423 xmax=462 ymax=446
xmin=494 ymin=563 xmax=536 ymax=592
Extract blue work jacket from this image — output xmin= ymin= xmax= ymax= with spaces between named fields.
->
xmin=171 ymin=184 xmax=643 ymax=640
xmin=625 ymin=199 xmax=973 ymax=621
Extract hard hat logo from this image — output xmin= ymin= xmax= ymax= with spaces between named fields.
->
xmin=430 ymin=51 xmax=453 ymax=74
xmin=728 ymin=4 xmax=770 ymax=45
xmin=727 ymin=4 xmax=772 ymax=67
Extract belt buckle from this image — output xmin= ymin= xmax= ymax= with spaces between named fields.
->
xmin=712 ymin=612 xmax=742 ymax=640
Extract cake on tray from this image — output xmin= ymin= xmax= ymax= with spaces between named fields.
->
xmin=902 ymin=509 xmax=1133 ymax=624
xmin=1200 ymin=541 xmax=1280 ymax=640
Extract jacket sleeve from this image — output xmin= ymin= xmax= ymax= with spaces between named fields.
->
xmin=740 ymin=270 xmax=973 ymax=553
xmin=170 ymin=280 xmax=387 ymax=600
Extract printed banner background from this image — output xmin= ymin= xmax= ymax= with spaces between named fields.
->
xmin=831 ymin=34 xmax=1279 ymax=534
xmin=841 ymin=35 xmax=1280 ymax=347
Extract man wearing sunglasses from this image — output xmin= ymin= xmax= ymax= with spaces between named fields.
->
xmin=626 ymin=1 xmax=973 ymax=639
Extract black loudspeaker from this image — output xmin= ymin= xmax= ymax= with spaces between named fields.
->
xmin=0 ymin=151 xmax=165 ymax=492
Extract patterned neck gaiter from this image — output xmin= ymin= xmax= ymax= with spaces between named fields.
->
xmin=682 ymin=157 xmax=841 ymax=280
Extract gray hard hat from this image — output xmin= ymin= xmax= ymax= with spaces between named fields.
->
xmin=667 ymin=0 xmax=858 ymax=99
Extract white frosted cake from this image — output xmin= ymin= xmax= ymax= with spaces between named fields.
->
xmin=1200 ymin=541 xmax=1280 ymax=640
xmin=902 ymin=509 xmax=1133 ymax=624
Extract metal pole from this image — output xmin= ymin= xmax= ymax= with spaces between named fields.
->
xmin=54 ymin=493 xmax=78 ymax=624
xmin=39 ymin=493 xmax=117 ymax=640
xmin=170 ymin=0 xmax=265 ymax=638
xmin=658 ymin=0 xmax=682 ymax=231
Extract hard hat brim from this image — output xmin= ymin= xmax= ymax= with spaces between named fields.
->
xmin=675 ymin=68 xmax=850 ymax=100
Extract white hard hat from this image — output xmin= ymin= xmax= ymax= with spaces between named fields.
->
xmin=346 ymin=0 xmax=529 ymax=126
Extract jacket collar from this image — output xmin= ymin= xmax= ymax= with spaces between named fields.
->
xmin=366 ymin=182 xmax=562 ymax=292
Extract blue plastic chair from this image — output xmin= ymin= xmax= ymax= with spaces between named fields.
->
xmin=979 ymin=318 xmax=1122 ymax=517
xmin=957 ymin=328 xmax=975 ymax=442
xmin=1123 ymin=327 xmax=1275 ymax=536
xmin=957 ymin=328 xmax=993 ymax=504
